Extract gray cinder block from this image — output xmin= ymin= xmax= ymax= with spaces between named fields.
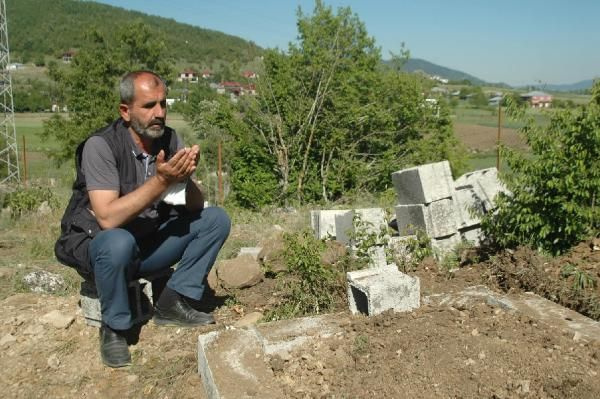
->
xmin=394 ymin=199 xmax=458 ymax=239
xmin=79 ymin=269 xmax=171 ymax=327
xmin=347 ymin=266 xmax=420 ymax=315
xmin=238 ymin=247 xmax=263 ymax=260
xmin=310 ymin=209 xmax=350 ymax=239
xmin=453 ymin=186 xmax=485 ymax=229
xmin=454 ymin=167 xmax=506 ymax=211
xmin=335 ymin=208 xmax=387 ymax=246
xmin=430 ymin=233 xmax=461 ymax=259
xmin=391 ymin=160 xmax=454 ymax=205
xmin=459 ymin=226 xmax=483 ymax=246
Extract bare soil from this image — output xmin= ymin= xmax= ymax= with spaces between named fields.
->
xmin=454 ymin=123 xmax=526 ymax=151
xmin=1 ymin=241 xmax=599 ymax=398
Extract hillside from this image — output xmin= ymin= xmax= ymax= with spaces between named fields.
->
xmin=6 ymin=0 xmax=262 ymax=65
xmin=400 ymin=58 xmax=486 ymax=85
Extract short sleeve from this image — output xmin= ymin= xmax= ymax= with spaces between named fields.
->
xmin=81 ymin=136 xmax=120 ymax=191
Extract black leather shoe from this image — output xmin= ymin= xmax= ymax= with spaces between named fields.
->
xmin=153 ymin=296 xmax=215 ymax=327
xmin=99 ymin=324 xmax=131 ymax=368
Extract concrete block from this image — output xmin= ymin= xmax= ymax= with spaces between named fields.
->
xmin=310 ymin=209 xmax=350 ymax=239
xmin=367 ymin=245 xmax=387 ymax=269
xmin=455 ymin=167 xmax=505 ymax=211
xmin=391 ymin=160 xmax=454 ymax=205
xmin=395 ymin=199 xmax=458 ymax=239
xmin=347 ymin=266 xmax=420 ymax=315
xmin=79 ymin=270 xmax=170 ymax=327
xmin=460 ymin=226 xmax=483 ymax=246
xmin=335 ymin=208 xmax=387 ymax=245
xmin=431 ymin=233 xmax=461 ymax=259
xmin=453 ymin=186 xmax=485 ymax=228
xmin=238 ymin=247 xmax=263 ymax=260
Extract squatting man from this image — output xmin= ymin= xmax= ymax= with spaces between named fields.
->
xmin=55 ymin=70 xmax=231 ymax=368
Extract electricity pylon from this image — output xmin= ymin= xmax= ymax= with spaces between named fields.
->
xmin=0 ymin=0 xmax=19 ymax=185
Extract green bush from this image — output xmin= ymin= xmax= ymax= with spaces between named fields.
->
xmin=481 ymin=82 xmax=600 ymax=254
xmin=1 ymin=186 xmax=60 ymax=218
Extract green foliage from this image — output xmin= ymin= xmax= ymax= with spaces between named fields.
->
xmin=183 ymin=1 xmax=466 ymax=207
xmin=264 ymin=230 xmax=342 ymax=320
xmin=347 ymin=214 xmax=389 ymax=268
xmin=41 ymin=24 xmax=174 ymax=164
xmin=7 ymin=0 xmax=261 ymax=66
xmin=394 ymin=230 xmax=433 ymax=273
xmin=481 ymin=81 xmax=600 ymax=254
xmin=561 ymin=263 xmax=597 ymax=292
xmin=1 ymin=186 xmax=60 ymax=218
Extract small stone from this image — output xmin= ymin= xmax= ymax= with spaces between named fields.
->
xmin=478 ymin=351 xmax=486 ymax=360
xmin=518 ymin=380 xmax=530 ymax=394
xmin=40 ymin=310 xmax=75 ymax=329
xmin=47 ymin=353 xmax=60 ymax=369
xmin=573 ymin=332 xmax=583 ymax=341
xmin=126 ymin=374 xmax=139 ymax=383
xmin=23 ymin=271 xmax=66 ymax=294
xmin=0 ymin=333 xmax=17 ymax=348
xmin=471 ymin=328 xmax=479 ymax=336
xmin=233 ymin=312 xmax=263 ymax=328
xmin=465 ymin=358 xmax=476 ymax=366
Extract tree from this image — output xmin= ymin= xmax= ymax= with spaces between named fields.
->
xmin=481 ymin=81 xmax=600 ymax=254
xmin=183 ymin=1 xmax=466 ymax=207
xmin=41 ymin=24 xmax=173 ymax=165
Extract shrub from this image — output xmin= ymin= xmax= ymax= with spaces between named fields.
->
xmin=481 ymin=82 xmax=600 ymax=254
xmin=1 ymin=186 xmax=60 ymax=219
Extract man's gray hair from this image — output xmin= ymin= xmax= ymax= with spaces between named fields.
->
xmin=119 ymin=71 xmax=166 ymax=105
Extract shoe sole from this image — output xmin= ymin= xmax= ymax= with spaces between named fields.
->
xmin=153 ymin=316 xmax=215 ymax=327
xmin=101 ymin=354 xmax=132 ymax=368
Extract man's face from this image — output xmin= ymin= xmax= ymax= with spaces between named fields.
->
xmin=121 ymin=74 xmax=167 ymax=140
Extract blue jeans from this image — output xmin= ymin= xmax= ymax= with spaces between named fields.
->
xmin=89 ymin=207 xmax=230 ymax=330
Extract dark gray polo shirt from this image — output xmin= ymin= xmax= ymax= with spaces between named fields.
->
xmin=81 ymin=127 xmax=183 ymax=238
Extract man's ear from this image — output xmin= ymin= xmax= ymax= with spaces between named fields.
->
xmin=119 ymin=103 xmax=130 ymax=122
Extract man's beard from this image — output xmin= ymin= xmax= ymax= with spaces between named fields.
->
xmin=130 ymin=116 xmax=165 ymax=139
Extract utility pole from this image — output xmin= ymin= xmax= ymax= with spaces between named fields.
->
xmin=0 ymin=0 xmax=19 ymax=184
xmin=496 ymin=99 xmax=502 ymax=171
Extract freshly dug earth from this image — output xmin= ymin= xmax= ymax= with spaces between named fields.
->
xmin=1 ymin=240 xmax=599 ymax=398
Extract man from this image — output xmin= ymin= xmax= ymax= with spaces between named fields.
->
xmin=55 ymin=70 xmax=230 ymax=368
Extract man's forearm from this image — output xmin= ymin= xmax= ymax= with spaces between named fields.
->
xmin=91 ymin=175 xmax=170 ymax=229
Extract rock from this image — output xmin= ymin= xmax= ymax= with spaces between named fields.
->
xmin=22 ymin=271 xmax=66 ymax=294
xmin=216 ymin=255 xmax=263 ymax=289
xmin=258 ymin=230 xmax=286 ymax=273
xmin=126 ymin=375 xmax=139 ymax=383
xmin=39 ymin=310 xmax=75 ymax=329
xmin=0 ymin=333 xmax=17 ymax=348
xmin=23 ymin=324 xmax=45 ymax=336
xmin=238 ymin=247 xmax=263 ymax=260
xmin=47 ymin=353 xmax=60 ymax=369
xmin=573 ymin=331 xmax=583 ymax=341
xmin=206 ymin=267 xmax=219 ymax=290
xmin=37 ymin=201 xmax=52 ymax=215
xmin=233 ymin=312 xmax=263 ymax=328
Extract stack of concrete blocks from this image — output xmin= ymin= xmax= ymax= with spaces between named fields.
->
xmin=346 ymin=265 xmax=420 ymax=316
xmin=392 ymin=160 xmax=461 ymax=258
xmin=453 ymin=167 xmax=504 ymax=245
xmin=79 ymin=269 xmax=171 ymax=327
xmin=334 ymin=208 xmax=389 ymax=268
xmin=310 ymin=209 xmax=351 ymax=240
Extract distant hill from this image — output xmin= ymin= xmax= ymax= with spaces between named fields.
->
xmin=6 ymin=0 xmax=262 ymax=65
xmin=542 ymin=79 xmax=595 ymax=92
xmin=399 ymin=58 xmax=486 ymax=85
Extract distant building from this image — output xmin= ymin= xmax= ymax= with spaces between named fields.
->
xmin=61 ymin=50 xmax=76 ymax=63
xmin=520 ymin=91 xmax=552 ymax=108
xmin=7 ymin=62 xmax=24 ymax=70
xmin=201 ymin=70 xmax=213 ymax=79
xmin=488 ymin=96 xmax=503 ymax=107
xmin=216 ymin=81 xmax=257 ymax=97
xmin=242 ymin=70 xmax=258 ymax=79
xmin=178 ymin=69 xmax=198 ymax=83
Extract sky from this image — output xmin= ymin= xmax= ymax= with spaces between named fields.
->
xmin=92 ymin=0 xmax=600 ymax=86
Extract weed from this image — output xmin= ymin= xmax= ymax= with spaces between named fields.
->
xmin=394 ymin=229 xmax=433 ymax=273
xmin=561 ymin=263 xmax=597 ymax=292
xmin=347 ymin=213 xmax=389 ymax=268
xmin=352 ymin=334 xmax=370 ymax=357
xmin=264 ymin=230 xmax=344 ymax=321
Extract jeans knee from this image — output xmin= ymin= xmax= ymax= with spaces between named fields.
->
xmin=203 ymin=207 xmax=231 ymax=240
xmin=90 ymin=229 xmax=137 ymax=272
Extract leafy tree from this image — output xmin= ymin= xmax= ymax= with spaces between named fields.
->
xmin=41 ymin=24 xmax=173 ymax=164
xmin=183 ymin=1 xmax=466 ymax=207
xmin=481 ymin=81 xmax=600 ymax=254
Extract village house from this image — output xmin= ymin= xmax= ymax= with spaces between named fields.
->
xmin=242 ymin=70 xmax=258 ymax=79
xmin=201 ymin=70 xmax=213 ymax=79
xmin=178 ymin=69 xmax=198 ymax=83
xmin=61 ymin=50 xmax=76 ymax=63
xmin=520 ymin=90 xmax=553 ymax=108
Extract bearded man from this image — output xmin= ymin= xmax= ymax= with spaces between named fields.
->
xmin=55 ymin=70 xmax=230 ymax=368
